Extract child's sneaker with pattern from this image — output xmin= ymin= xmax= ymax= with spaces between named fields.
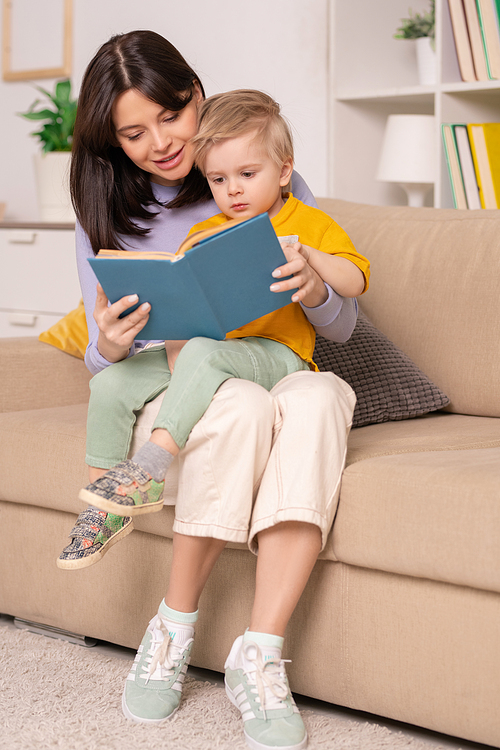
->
xmin=225 ymin=635 xmax=307 ymax=750
xmin=56 ymin=508 xmax=133 ymax=570
xmin=79 ymin=459 xmax=164 ymax=516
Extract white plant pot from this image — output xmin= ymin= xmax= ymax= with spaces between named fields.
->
xmin=416 ymin=36 xmax=436 ymax=86
xmin=33 ymin=151 xmax=76 ymax=223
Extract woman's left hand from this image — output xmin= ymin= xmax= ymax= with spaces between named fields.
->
xmin=270 ymin=242 xmax=328 ymax=308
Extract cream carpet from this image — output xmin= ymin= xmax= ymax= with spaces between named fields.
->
xmin=0 ymin=625 xmax=447 ymax=750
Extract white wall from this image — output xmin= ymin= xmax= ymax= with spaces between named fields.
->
xmin=0 ymin=0 xmax=329 ymax=222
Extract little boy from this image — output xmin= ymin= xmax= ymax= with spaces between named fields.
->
xmin=61 ymin=89 xmax=369 ymax=550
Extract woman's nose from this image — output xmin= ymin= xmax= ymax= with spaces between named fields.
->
xmin=151 ymin=129 xmax=172 ymax=152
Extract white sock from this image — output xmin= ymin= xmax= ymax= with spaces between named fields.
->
xmin=243 ymin=629 xmax=284 ymax=661
xmin=157 ymin=600 xmax=198 ymax=646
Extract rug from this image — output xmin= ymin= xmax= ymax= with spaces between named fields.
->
xmin=0 ymin=625 xmax=447 ymax=750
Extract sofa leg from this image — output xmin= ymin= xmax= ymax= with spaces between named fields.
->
xmin=13 ymin=617 xmax=97 ymax=648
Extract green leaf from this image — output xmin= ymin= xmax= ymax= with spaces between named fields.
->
xmin=55 ymin=79 xmax=71 ymax=104
xmin=19 ymin=108 xmax=57 ymax=122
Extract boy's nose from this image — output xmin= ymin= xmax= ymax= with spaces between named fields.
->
xmin=228 ymin=180 xmax=242 ymax=195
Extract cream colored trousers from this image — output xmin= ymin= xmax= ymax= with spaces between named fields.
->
xmin=129 ymin=370 xmax=356 ymax=554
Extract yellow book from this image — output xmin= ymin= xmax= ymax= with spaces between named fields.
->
xmin=467 ymin=123 xmax=500 ymax=208
xmin=482 ymin=122 xmax=500 ymax=207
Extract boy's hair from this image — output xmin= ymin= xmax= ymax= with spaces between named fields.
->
xmin=192 ymin=90 xmax=294 ymax=175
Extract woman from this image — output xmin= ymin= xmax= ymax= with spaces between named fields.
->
xmin=60 ymin=30 xmax=357 ymax=750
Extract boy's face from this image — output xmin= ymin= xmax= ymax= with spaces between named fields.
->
xmin=204 ymin=131 xmax=293 ymax=220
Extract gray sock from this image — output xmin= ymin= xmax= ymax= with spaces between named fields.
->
xmin=132 ymin=441 xmax=174 ymax=482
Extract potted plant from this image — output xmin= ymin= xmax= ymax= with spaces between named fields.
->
xmin=18 ymin=79 xmax=77 ymax=222
xmin=394 ymin=1 xmax=436 ymax=85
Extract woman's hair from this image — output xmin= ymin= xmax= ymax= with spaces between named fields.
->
xmin=192 ymin=90 xmax=294 ymax=176
xmin=70 ymin=30 xmax=211 ymax=254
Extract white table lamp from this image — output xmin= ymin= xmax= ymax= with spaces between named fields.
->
xmin=377 ymin=114 xmax=436 ymax=207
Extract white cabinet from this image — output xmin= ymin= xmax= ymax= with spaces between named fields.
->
xmin=329 ymin=0 xmax=500 ymax=207
xmin=0 ymin=223 xmax=80 ymax=338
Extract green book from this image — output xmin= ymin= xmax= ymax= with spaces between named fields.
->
xmin=475 ymin=0 xmax=500 ymax=78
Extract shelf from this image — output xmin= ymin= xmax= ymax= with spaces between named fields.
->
xmin=336 ymin=85 xmax=435 ymax=103
xmin=337 ymin=80 xmax=500 ymax=102
xmin=329 ymin=0 xmax=500 ymax=208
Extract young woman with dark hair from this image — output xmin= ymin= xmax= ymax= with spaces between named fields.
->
xmin=58 ymin=30 xmax=358 ymax=750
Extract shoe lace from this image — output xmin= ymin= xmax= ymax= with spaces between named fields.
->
xmin=242 ymin=640 xmax=291 ymax=720
xmin=141 ymin=616 xmax=191 ymax=684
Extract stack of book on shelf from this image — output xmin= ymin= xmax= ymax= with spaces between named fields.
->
xmin=442 ymin=122 xmax=500 ymax=208
xmin=447 ymin=0 xmax=500 ymax=81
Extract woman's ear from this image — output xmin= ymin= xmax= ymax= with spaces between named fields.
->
xmin=279 ymin=158 xmax=294 ymax=187
xmin=193 ymin=80 xmax=204 ymax=105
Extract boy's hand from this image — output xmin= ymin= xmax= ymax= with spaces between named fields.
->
xmin=271 ymin=242 xmax=329 ymax=308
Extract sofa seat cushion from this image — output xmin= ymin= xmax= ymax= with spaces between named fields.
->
xmin=345 ymin=411 xmax=500 ymax=467
xmin=0 ymin=402 xmax=182 ymax=517
xmin=329 ymin=415 xmax=500 ymax=593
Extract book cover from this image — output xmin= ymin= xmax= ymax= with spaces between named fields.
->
xmin=89 ymin=212 xmax=293 ymax=340
xmin=463 ymin=0 xmax=490 ymax=79
xmin=481 ymin=122 xmax=500 ymax=205
xmin=442 ymin=124 xmax=468 ymax=208
xmin=453 ymin=124 xmax=482 ymax=208
xmin=448 ymin=0 xmax=478 ymax=80
xmin=467 ymin=123 xmax=499 ymax=207
xmin=476 ymin=0 xmax=500 ymax=78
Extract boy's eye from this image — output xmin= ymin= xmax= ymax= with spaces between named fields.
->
xmin=242 ymin=171 xmax=255 ymax=178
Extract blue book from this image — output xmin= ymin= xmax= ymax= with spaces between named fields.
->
xmin=88 ymin=212 xmax=292 ymax=340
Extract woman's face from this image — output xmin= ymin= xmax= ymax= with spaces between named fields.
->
xmin=112 ymin=83 xmax=203 ymax=186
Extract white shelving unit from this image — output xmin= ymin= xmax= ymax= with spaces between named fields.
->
xmin=328 ymin=0 xmax=500 ymax=207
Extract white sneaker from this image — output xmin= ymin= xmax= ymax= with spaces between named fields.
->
xmin=122 ymin=610 xmax=194 ymax=723
xmin=224 ymin=635 xmax=307 ymax=750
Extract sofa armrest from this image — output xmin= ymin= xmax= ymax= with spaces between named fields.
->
xmin=0 ymin=337 xmax=91 ymax=413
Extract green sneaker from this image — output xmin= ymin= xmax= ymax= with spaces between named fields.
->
xmin=122 ymin=610 xmax=194 ymax=723
xmin=78 ymin=459 xmax=164 ymax=516
xmin=56 ymin=508 xmax=133 ymax=570
xmin=225 ymin=636 xmax=307 ymax=750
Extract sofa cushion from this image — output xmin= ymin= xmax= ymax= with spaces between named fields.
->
xmin=313 ymin=310 xmax=449 ymax=427
xmin=328 ymin=414 xmax=500 ymax=594
xmin=0 ymin=402 xmax=180 ymax=519
xmin=317 ymin=199 xmax=500 ymax=419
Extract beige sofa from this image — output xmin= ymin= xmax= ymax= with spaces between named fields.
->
xmin=1 ymin=199 xmax=499 ymax=747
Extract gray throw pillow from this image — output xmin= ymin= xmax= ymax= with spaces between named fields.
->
xmin=313 ymin=310 xmax=450 ymax=428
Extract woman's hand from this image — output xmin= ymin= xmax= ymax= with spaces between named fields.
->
xmin=94 ymin=283 xmax=151 ymax=363
xmin=270 ymin=242 xmax=328 ymax=308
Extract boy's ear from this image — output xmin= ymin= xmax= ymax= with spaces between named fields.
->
xmin=279 ymin=158 xmax=294 ymax=187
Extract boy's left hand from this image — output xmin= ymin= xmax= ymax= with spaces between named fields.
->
xmin=271 ymin=242 xmax=328 ymax=308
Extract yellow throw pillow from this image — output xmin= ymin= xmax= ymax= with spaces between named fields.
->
xmin=39 ymin=299 xmax=89 ymax=359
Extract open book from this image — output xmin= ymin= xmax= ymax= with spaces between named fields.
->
xmin=88 ymin=212 xmax=292 ymax=340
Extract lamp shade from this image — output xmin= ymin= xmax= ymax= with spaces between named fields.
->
xmin=377 ymin=114 xmax=436 ymax=184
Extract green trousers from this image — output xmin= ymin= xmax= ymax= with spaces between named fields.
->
xmin=85 ymin=336 xmax=310 ymax=468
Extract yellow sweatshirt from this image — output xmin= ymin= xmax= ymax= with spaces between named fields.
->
xmin=187 ymin=194 xmax=370 ymax=368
